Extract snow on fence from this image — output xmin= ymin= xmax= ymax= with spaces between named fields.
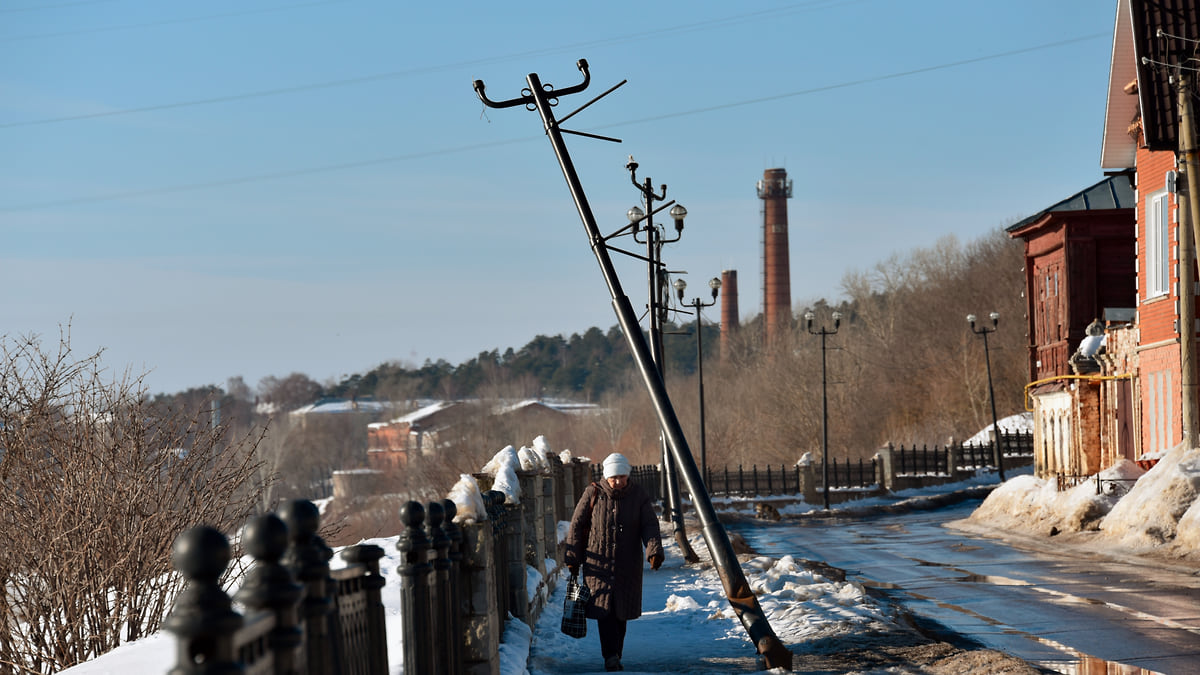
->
xmin=164 ymin=454 xmax=592 ymax=675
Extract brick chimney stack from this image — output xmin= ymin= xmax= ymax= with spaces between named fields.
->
xmin=720 ymin=269 xmax=739 ymax=361
xmin=757 ymin=168 xmax=793 ymax=347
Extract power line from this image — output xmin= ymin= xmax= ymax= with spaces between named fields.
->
xmin=0 ymin=136 xmax=537 ymax=213
xmin=0 ymin=34 xmax=1105 ymax=213
xmin=0 ymin=0 xmax=115 ymax=14
xmin=0 ymin=0 xmax=866 ymax=129
xmin=0 ymin=0 xmax=349 ymax=42
xmin=595 ymin=33 xmax=1107 ymax=129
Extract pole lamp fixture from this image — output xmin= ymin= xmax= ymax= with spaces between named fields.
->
xmin=805 ymin=310 xmax=841 ymax=511
xmin=674 ymin=276 xmax=721 ymax=491
xmin=627 ymin=157 xmax=698 ymax=563
xmin=967 ymin=312 xmax=1005 ymax=482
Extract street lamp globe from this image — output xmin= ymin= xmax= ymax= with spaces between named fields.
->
xmin=674 ymin=277 xmax=687 ymax=301
xmin=708 ymin=277 xmax=721 ymax=299
xmin=627 ymin=205 xmax=645 ymax=226
xmin=669 ymin=203 xmax=687 ymax=233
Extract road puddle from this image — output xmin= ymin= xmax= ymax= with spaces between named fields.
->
xmin=1027 ymin=636 xmax=1165 ymax=674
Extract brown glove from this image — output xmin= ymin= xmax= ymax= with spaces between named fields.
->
xmin=648 ymin=551 xmax=663 ymax=570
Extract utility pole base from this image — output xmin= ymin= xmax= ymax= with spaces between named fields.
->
xmin=758 ymin=636 xmax=794 ymax=671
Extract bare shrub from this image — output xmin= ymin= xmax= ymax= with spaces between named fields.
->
xmin=0 ymin=332 xmax=267 ymax=674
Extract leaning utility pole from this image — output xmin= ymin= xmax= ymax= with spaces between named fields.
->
xmin=474 ymin=59 xmax=793 ymax=670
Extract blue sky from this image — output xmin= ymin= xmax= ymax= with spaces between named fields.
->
xmin=2 ymin=0 xmax=1117 ymax=395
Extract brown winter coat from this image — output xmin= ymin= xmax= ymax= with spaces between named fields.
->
xmin=564 ymin=480 xmax=663 ymax=621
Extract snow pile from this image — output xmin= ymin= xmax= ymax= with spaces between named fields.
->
xmin=498 ymin=615 xmax=533 ymax=675
xmin=1100 ymin=444 xmax=1200 ymax=552
xmin=962 ymin=412 xmax=1033 ymax=445
xmin=447 ymin=473 xmax=487 ymax=523
xmin=481 ymin=445 xmax=523 ymax=504
xmin=967 ymin=443 xmax=1200 ymax=558
xmin=969 ymin=462 xmax=1141 ymax=534
xmin=739 ymin=554 xmax=891 ymax=643
xmin=518 ymin=445 xmax=547 ymax=471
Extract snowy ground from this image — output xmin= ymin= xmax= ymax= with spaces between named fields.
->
xmin=59 ymin=508 xmax=1036 ymax=675
xmin=58 ymin=416 xmax=1200 ymax=674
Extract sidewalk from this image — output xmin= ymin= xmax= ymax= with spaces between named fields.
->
xmin=512 ymin=516 xmax=1040 ymax=675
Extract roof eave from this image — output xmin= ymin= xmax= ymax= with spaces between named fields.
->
xmin=1101 ymin=0 xmax=1139 ymax=170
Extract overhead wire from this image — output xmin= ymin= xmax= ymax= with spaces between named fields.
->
xmin=0 ymin=0 xmax=349 ymax=42
xmin=0 ymin=0 xmax=115 ymax=14
xmin=0 ymin=33 xmax=1105 ymax=214
xmin=0 ymin=0 xmax=867 ymax=128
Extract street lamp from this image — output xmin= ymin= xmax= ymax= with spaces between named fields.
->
xmin=805 ymin=309 xmax=841 ymax=511
xmin=627 ymin=156 xmax=697 ymax=563
xmin=967 ymin=312 xmax=1005 ymax=481
xmin=674 ymin=276 xmax=721 ymax=491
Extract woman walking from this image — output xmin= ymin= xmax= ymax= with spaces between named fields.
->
xmin=564 ymin=453 xmax=664 ymax=672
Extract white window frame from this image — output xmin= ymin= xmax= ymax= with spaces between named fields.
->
xmin=1146 ymin=189 xmax=1170 ymax=299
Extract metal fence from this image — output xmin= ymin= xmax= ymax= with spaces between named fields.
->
xmin=166 ymin=457 xmax=591 ymax=675
xmin=607 ymin=431 xmax=1035 ymax=501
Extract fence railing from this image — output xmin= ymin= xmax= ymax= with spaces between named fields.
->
xmin=629 ymin=431 xmax=1036 ymax=504
xmin=165 ymin=455 xmax=592 ymax=675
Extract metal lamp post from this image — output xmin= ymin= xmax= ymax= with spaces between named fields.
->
xmin=805 ymin=310 xmax=841 ymax=511
xmin=967 ymin=312 xmax=1006 ymax=482
xmin=674 ymin=276 xmax=721 ymax=491
xmin=627 ymin=157 xmax=697 ymax=563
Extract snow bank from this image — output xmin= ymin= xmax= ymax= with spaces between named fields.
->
xmin=1100 ymin=443 xmax=1200 ymax=551
xmin=967 ymin=443 xmax=1200 ymax=559
xmin=969 ymin=463 xmax=1137 ymax=535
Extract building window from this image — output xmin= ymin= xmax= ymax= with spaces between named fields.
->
xmin=1146 ymin=189 xmax=1170 ymax=298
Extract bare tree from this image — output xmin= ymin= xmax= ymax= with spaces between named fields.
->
xmin=0 ymin=331 xmax=267 ymax=674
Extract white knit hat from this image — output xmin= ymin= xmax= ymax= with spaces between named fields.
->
xmin=602 ymin=453 xmax=632 ymax=478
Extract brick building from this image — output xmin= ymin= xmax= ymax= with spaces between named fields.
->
xmin=1101 ymin=0 xmax=1200 ymax=464
xmin=1006 ymin=176 xmax=1136 ymax=480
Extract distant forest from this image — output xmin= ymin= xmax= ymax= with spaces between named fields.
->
xmin=322 ymin=321 xmax=722 ymax=404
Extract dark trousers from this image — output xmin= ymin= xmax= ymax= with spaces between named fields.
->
xmin=597 ymin=614 xmax=627 ymax=659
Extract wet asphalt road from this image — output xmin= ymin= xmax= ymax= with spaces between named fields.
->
xmin=729 ymin=500 xmax=1200 ymax=674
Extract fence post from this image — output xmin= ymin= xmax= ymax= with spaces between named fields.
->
xmin=340 ymin=542 xmax=388 ymax=675
xmin=483 ymin=490 xmax=509 ymax=620
xmin=542 ymin=474 xmax=557 ymax=573
xmin=164 ymin=526 xmax=243 ymax=675
xmin=460 ymin=516 xmax=500 ymax=675
xmin=279 ymin=499 xmax=336 ymax=675
xmin=427 ymin=501 xmax=451 ymax=675
xmin=234 ymin=513 xmax=303 ymax=675
xmin=876 ymin=444 xmax=894 ymax=492
xmin=396 ymin=501 xmax=433 ymax=675
xmin=501 ymin=487 xmax=530 ymax=619
xmin=517 ymin=470 xmax=546 ymax=583
xmin=440 ymin=499 xmax=464 ymax=675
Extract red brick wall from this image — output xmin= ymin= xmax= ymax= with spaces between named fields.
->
xmin=1138 ymin=343 xmax=1180 ymax=454
xmin=1136 ymin=148 xmax=1183 ymax=454
xmin=1136 ymin=147 xmax=1178 ymax=344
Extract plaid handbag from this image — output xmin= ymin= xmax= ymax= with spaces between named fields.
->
xmin=560 ymin=575 xmax=590 ymax=638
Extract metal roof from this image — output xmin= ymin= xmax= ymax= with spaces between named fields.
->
xmin=1006 ymin=173 xmax=1135 ymax=233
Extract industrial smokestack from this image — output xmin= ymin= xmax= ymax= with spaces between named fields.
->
xmin=757 ymin=168 xmax=793 ymax=347
xmin=720 ymin=269 xmax=739 ymax=361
